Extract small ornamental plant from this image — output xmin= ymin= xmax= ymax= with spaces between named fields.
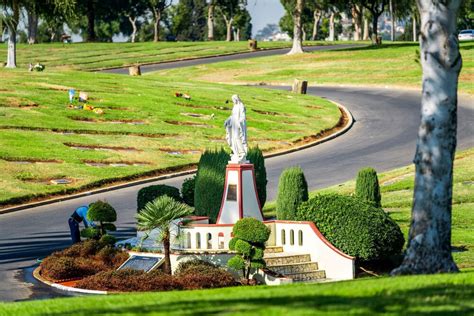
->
xmin=355 ymin=167 xmax=382 ymax=207
xmin=227 ymin=218 xmax=270 ymax=284
xmin=81 ymin=200 xmax=117 ymax=240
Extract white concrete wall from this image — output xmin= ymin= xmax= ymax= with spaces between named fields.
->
xmin=272 ymin=221 xmax=355 ymax=280
xmin=242 ymin=169 xmax=263 ymax=221
xmin=179 ymin=225 xmax=234 ymax=251
xmin=218 ymin=170 xmax=239 ymax=224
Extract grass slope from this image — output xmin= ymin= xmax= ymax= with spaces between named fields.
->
xmin=264 ymin=148 xmax=474 ymax=269
xmin=0 ymin=270 xmax=472 ymax=315
xmin=0 ymin=41 xmax=344 ymax=71
xmin=159 ymin=42 xmax=474 ymax=94
xmin=0 ymin=68 xmax=340 ymax=205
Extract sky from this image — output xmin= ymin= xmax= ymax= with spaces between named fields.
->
xmin=246 ymin=0 xmax=286 ymax=37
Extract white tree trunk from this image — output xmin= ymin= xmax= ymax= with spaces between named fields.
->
xmin=328 ymin=12 xmax=335 ymax=41
xmin=288 ymin=0 xmax=304 ymax=54
xmin=207 ymin=4 xmax=215 ymax=41
xmin=128 ymin=16 xmax=138 ymax=43
xmin=363 ymin=17 xmax=369 ymax=40
xmin=6 ymin=27 xmax=16 ymax=68
xmin=223 ymin=15 xmax=233 ymax=42
xmin=413 ymin=13 xmax=417 ymax=42
xmin=27 ymin=12 xmax=38 ymax=44
xmin=235 ymin=28 xmax=240 ymax=41
xmin=352 ymin=5 xmax=362 ymax=41
xmin=389 ymin=0 xmax=395 ymax=41
xmin=391 ymin=0 xmax=462 ymax=276
xmin=311 ymin=10 xmax=321 ymax=41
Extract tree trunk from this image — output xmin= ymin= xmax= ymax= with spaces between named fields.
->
xmin=352 ymin=5 xmax=362 ymax=41
xmin=207 ymin=4 xmax=215 ymax=41
xmin=223 ymin=15 xmax=233 ymax=42
xmin=153 ymin=8 xmax=161 ymax=42
xmin=128 ymin=16 xmax=138 ymax=43
xmin=328 ymin=12 xmax=335 ymax=41
xmin=363 ymin=17 xmax=369 ymax=40
xmin=163 ymin=232 xmax=172 ymax=275
xmin=412 ymin=13 xmax=417 ymax=42
xmin=389 ymin=0 xmax=395 ymax=41
xmin=302 ymin=27 xmax=306 ymax=41
xmin=288 ymin=0 xmax=304 ymax=54
xmin=86 ymin=0 xmax=96 ymax=42
xmin=6 ymin=0 xmax=19 ymax=68
xmin=371 ymin=14 xmax=378 ymax=43
xmin=391 ymin=0 xmax=462 ymax=276
xmin=27 ymin=11 xmax=38 ymax=44
xmin=311 ymin=9 xmax=321 ymax=41
xmin=235 ymin=28 xmax=240 ymax=41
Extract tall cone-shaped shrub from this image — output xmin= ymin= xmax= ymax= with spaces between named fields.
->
xmin=276 ymin=166 xmax=308 ymax=220
xmin=247 ymin=147 xmax=267 ymax=208
xmin=355 ymin=167 xmax=381 ymax=207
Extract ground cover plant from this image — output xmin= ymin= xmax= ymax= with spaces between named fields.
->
xmin=1 ymin=269 xmax=472 ymax=315
xmin=158 ymin=42 xmax=474 ymax=94
xmin=0 ymin=41 xmax=335 ymax=71
xmin=0 ymin=68 xmax=340 ymax=205
xmin=40 ymin=240 xmax=128 ymax=281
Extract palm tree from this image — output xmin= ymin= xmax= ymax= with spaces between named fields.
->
xmin=136 ymin=195 xmax=193 ymax=275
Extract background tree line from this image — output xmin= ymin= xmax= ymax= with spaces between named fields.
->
xmin=1 ymin=0 xmax=252 ymax=44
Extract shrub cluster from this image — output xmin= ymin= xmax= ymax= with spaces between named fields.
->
xmin=296 ymin=194 xmax=404 ymax=261
xmin=355 ymin=167 xmax=382 ymax=207
xmin=40 ymin=240 xmax=128 ymax=281
xmin=77 ymin=260 xmax=236 ymax=292
xmin=276 ymin=166 xmax=308 ymax=220
xmin=136 ymin=185 xmax=181 ymax=212
xmin=181 ymin=176 xmax=196 ymax=207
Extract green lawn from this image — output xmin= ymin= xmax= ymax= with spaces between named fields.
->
xmin=0 ymin=67 xmax=340 ymax=205
xmin=159 ymin=42 xmax=474 ymax=94
xmin=0 ymin=41 xmax=347 ymax=71
xmin=0 ymin=269 xmax=472 ymax=315
xmin=264 ymin=148 xmax=474 ymax=269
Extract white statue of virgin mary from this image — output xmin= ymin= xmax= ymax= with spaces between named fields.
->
xmin=224 ymin=95 xmax=248 ymax=163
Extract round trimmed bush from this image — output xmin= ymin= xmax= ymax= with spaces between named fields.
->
xmin=137 ymin=185 xmax=181 ymax=212
xmin=276 ymin=166 xmax=308 ymax=220
xmin=296 ymin=194 xmax=404 ymax=261
xmin=181 ymin=176 xmax=196 ymax=207
xmin=88 ymin=201 xmax=117 ymax=223
xmin=232 ymin=218 xmax=270 ymax=244
xmin=355 ymin=167 xmax=382 ymax=207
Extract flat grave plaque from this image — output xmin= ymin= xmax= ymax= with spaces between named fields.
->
xmin=117 ymin=255 xmax=164 ymax=273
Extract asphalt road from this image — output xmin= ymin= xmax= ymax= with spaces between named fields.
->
xmin=0 ymin=51 xmax=473 ymax=302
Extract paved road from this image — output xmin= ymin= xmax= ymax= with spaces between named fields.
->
xmin=0 ymin=86 xmax=472 ymax=301
xmin=101 ymin=44 xmax=362 ymax=74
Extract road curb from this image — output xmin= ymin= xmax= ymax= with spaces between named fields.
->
xmin=33 ymin=266 xmax=108 ymax=295
xmin=0 ymin=100 xmax=353 ymax=215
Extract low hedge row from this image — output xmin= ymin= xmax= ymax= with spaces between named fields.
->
xmin=76 ymin=260 xmax=237 ymax=292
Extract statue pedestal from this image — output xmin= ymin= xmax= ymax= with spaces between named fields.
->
xmin=216 ymin=163 xmax=264 ymax=224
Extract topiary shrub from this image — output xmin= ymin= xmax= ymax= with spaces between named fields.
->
xmin=194 ymin=148 xmax=229 ymax=222
xmin=355 ymin=167 xmax=382 ymax=207
xmin=83 ymin=200 xmax=117 ymax=238
xmin=276 ymin=166 xmax=308 ymax=220
xmin=247 ymin=147 xmax=268 ymax=208
xmin=137 ymin=185 xmax=181 ymax=212
xmin=228 ymin=218 xmax=270 ymax=282
xmin=181 ymin=176 xmax=196 ymax=207
xmin=296 ymin=194 xmax=404 ymax=261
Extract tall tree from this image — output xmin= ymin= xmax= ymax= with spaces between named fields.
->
xmin=361 ymin=0 xmax=387 ymax=43
xmin=207 ymin=0 xmax=216 ymax=40
xmin=351 ymin=3 xmax=363 ymax=41
xmin=233 ymin=6 xmax=251 ymax=41
xmin=216 ymin=0 xmax=245 ymax=41
xmin=120 ymin=0 xmax=147 ymax=43
xmin=172 ymin=0 xmax=208 ymax=41
xmin=286 ymin=0 xmax=305 ymax=54
xmin=392 ymin=0 xmax=462 ymax=275
xmin=149 ymin=0 xmax=171 ymax=42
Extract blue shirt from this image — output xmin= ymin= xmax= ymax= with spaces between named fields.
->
xmin=75 ymin=206 xmax=95 ymax=228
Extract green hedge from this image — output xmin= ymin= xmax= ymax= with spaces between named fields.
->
xmin=296 ymin=194 xmax=404 ymax=261
xmin=355 ymin=167 xmax=382 ymax=207
xmin=276 ymin=166 xmax=308 ymax=220
xmin=136 ymin=185 xmax=181 ymax=212
xmin=194 ymin=148 xmax=268 ymax=223
xmin=194 ymin=149 xmax=229 ymax=223
xmin=181 ymin=176 xmax=196 ymax=207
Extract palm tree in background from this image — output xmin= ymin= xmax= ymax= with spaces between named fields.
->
xmin=136 ymin=195 xmax=193 ymax=274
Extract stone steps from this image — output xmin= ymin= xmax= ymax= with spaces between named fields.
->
xmin=268 ymin=262 xmax=319 ymax=275
xmin=264 ymin=246 xmax=284 ymax=254
xmin=264 ymin=254 xmax=312 ymax=266
xmin=286 ymin=270 xmax=326 ymax=282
